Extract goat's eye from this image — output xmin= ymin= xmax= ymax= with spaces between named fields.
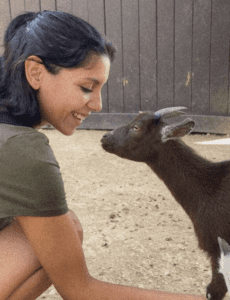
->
xmin=134 ymin=125 xmax=139 ymax=131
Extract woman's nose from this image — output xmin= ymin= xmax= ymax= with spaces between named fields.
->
xmin=87 ymin=93 xmax=102 ymax=112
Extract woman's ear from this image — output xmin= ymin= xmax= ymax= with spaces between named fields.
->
xmin=25 ymin=55 xmax=44 ymax=90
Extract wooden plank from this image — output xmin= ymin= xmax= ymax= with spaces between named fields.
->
xmin=188 ymin=115 xmax=230 ymax=134
xmin=210 ymin=0 xmax=230 ymax=116
xmin=0 ymin=0 xmax=11 ymax=56
xmin=56 ymin=0 xmax=72 ymax=13
xmin=99 ymin=83 xmax=109 ymax=114
xmin=174 ymin=0 xmax=193 ymax=109
xmin=192 ymin=0 xmax=211 ymax=114
xmin=10 ymin=0 xmax=25 ymax=19
xmin=122 ymin=0 xmax=140 ymax=113
xmin=41 ymin=0 xmax=56 ymax=11
xmin=76 ymin=113 xmax=230 ymax=134
xmin=105 ymin=0 xmax=123 ymax=113
xmin=139 ymin=0 xmax=157 ymax=112
xmin=88 ymin=0 xmax=108 ymax=113
xmin=25 ymin=0 xmax=40 ymax=12
xmin=72 ymin=0 xmax=88 ymax=21
xmin=88 ymin=0 xmax=105 ymax=35
xmin=157 ymin=0 xmax=174 ymax=109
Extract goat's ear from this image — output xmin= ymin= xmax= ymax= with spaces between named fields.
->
xmin=160 ymin=118 xmax=195 ymax=142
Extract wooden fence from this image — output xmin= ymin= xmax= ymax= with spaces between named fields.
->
xmin=0 ymin=0 xmax=230 ymax=133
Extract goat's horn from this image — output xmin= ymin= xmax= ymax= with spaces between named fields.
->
xmin=155 ymin=107 xmax=187 ymax=119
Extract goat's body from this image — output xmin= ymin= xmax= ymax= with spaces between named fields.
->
xmin=147 ymin=140 xmax=230 ymax=257
xmin=101 ymin=108 xmax=230 ymax=299
xmin=146 ymin=141 xmax=230 ymax=299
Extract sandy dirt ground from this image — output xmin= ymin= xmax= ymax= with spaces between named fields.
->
xmin=37 ymin=129 xmax=230 ymax=300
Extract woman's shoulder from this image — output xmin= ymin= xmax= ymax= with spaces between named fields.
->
xmin=0 ymin=124 xmax=48 ymax=144
xmin=0 ymin=124 xmax=56 ymax=165
xmin=0 ymin=125 xmax=67 ymax=217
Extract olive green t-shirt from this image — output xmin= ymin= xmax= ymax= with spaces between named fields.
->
xmin=0 ymin=124 xmax=69 ymax=230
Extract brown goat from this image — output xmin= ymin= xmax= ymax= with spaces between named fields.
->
xmin=101 ymin=107 xmax=230 ymax=300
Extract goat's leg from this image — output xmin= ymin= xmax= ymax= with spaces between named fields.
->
xmin=206 ymin=256 xmax=227 ymax=300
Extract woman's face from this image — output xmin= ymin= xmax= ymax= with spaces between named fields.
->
xmin=35 ymin=54 xmax=110 ymax=136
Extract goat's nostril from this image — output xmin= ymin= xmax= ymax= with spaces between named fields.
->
xmin=102 ymin=131 xmax=114 ymax=139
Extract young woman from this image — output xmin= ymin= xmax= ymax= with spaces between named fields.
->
xmin=0 ymin=10 xmax=205 ymax=300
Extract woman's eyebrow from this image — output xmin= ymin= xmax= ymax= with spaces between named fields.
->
xmin=86 ymin=78 xmax=100 ymax=85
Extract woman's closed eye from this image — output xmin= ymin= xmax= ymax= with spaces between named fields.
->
xmin=81 ymin=87 xmax=93 ymax=94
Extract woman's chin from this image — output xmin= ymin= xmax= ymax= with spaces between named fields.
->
xmin=57 ymin=125 xmax=77 ymax=136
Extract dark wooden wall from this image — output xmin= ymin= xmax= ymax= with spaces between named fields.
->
xmin=0 ymin=0 xmax=230 ymax=133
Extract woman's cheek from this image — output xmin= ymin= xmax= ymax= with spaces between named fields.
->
xmin=83 ymin=93 xmax=91 ymax=102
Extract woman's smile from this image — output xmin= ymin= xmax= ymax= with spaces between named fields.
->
xmin=72 ymin=112 xmax=90 ymax=123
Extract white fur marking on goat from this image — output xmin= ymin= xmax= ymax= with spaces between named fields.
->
xmin=218 ymin=237 xmax=230 ymax=298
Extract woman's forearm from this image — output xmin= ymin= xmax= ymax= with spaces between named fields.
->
xmin=80 ymin=277 xmax=206 ymax=300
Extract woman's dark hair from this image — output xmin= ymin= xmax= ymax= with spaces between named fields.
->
xmin=0 ymin=10 xmax=116 ymax=127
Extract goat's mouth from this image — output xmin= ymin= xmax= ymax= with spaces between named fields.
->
xmin=101 ymin=142 xmax=113 ymax=151
xmin=101 ymin=138 xmax=115 ymax=153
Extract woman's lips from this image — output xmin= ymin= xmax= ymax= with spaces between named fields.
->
xmin=73 ymin=112 xmax=90 ymax=122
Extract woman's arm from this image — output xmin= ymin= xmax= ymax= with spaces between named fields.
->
xmin=85 ymin=279 xmax=206 ymax=300
xmin=16 ymin=213 xmax=205 ymax=300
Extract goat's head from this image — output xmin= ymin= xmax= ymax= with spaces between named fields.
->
xmin=101 ymin=107 xmax=195 ymax=162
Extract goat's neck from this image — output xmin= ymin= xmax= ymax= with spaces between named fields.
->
xmin=147 ymin=139 xmax=215 ymax=217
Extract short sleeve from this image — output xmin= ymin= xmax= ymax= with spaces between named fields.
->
xmin=0 ymin=131 xmax=69 ymax=218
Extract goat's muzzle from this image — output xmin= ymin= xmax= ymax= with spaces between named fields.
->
xmin=101 ymin=131 xmax=115 ymax=153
